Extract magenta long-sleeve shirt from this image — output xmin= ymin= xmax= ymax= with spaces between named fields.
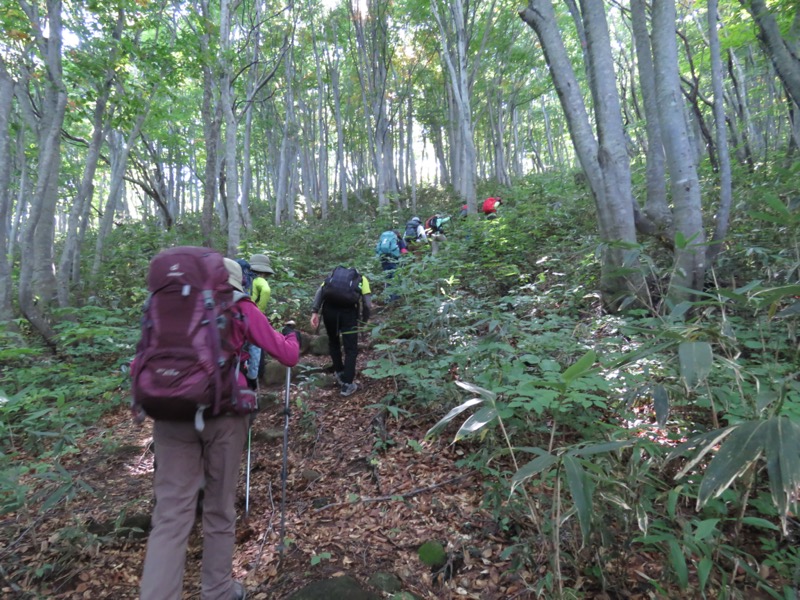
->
xmin=232 ymin=299 xmax=300 ymax=381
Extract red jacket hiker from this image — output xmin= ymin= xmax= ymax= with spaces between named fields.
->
xmin=482 ymin=197 xmax=501 ymax=215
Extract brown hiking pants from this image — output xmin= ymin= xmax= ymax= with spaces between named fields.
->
xmin=140 ymin=415 xmax=248 ymax=600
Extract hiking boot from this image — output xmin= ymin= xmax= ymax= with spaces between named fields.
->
xmin=334 ymin=371 xmax=345 ymax=385
xmin=340 ymin=382 xmax=358 ymax=397
xmin=232 ymin=580 xmax=246 ymax=600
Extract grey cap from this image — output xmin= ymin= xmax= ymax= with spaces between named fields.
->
xmin=249 ymin=253 xmax=275 ymax=274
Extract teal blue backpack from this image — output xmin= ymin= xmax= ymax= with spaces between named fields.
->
xmin=376 ymin=231 xmax=400 ymax=258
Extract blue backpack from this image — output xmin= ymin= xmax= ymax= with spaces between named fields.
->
xmin=235 ymin=258 xmax=254 ymax=294
xmin=376 ymin=231 xmax=400 ymax=258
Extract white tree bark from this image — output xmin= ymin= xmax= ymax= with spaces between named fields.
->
xmin=631 ymin=0 xmax=671 ymax=233
xmin=351 ymin=0 xmax=392 ymax=208
xmin=91 ymin=110 xmax=148 ymax=280
xmin=707 ymin=0 xmax=733 ymax=264
xmin=652 ymin=0 xmax=706 ymax=299
xmin=430 ymin=0 xmax=493 ymax=213
xmin=57 ymin=9 xmax=124 ymax=308
xmin=520 ymin=0 xmax=644 ymax=306
xmin=742 ymin=0 xmax=800 ymax=108
xmin=276 ymin=48 xmax=297 ymax=226
xmin=15 ymin=0 xmax=67 ymax=345
xmin=220 ymin=0 xmax=240 ymax=256
xmin=0 ymin=61 xmax=14 ymax=322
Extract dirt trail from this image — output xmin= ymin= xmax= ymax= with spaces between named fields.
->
xmin=2 ymin=332 xmax=527 ymax=599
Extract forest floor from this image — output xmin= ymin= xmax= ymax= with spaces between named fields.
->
xmin=2 ymin=311 xmax=785 ymax=599
xmin=2 ymin=315 xmax=539 ymax=600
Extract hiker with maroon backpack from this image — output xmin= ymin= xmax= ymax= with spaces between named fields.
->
xmin=309 ymin=266 xmax=372 ymax=397
xmin=132 ymin=248 xmax=300 ymax=600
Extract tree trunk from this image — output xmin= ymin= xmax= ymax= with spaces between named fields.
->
xmin=311 ymin=22 xmax=329 ymax=219
xmin=652 ymin=0 xmax=707 ymax=300
xmin=742 ymin=0 xmax=800 ymax=108
xmin=15 ymin=0 xmax=67 ymax=346
xmin=520 ymin=0 xmax=644 ymax=307
xmin=0 ymin=62 xmax=14 ymax=322
xmin=431 ymin=0 xmax=492 ymax=214
xmin=630 ymin=0 xmax=671 ymax=235
xmin=351 ymin=0 xmax=392 ymax=209
xmin=707 ymin=0 xmax=733 ymax=265
xmin=199 ymin=0 xmax=220 ymax=247
xmin=91 ymin=113 xmax=147 ymax=280
xmin=219 ymin=0 xmax=240 ymax=256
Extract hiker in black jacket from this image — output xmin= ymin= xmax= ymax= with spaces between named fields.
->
xmin=309 ymin=268 xmax=372 ymax=397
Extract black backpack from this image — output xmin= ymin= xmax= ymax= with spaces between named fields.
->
xmin=404 ymin=219 xmax=420 ymax=241
xmin=322 ymin=266 xmax=362 ymax=307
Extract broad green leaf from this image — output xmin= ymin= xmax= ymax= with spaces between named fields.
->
xmin=734 ymin=280 xmax=763 ymax=295
xmin=764 ymin=417 xmax=800 ymax=531
xmin=692 ymin=518 xmax=719 ymax=541
xmin=668 ymin=539 xmax=688 ymax=588
xmin=697 ymin=556 xmax=713 ymax=592
xmin=776 ymin=300 xmax=800 ymax=318
xmin=667 ymin=301 xmax=692 ymax=322
xmin=569 ymin=439 xmax=634 ymax=458
xmin=763 ymin=192 xmax=791 ymax=216
xmin=754 ymin=285 xmax=800 ymax=307
xmin=678 ymin=341 xmax=713 ymax=388
xmin=671 ymin=428 xmax=736 ymax=478
xmin=425 ymin=398 xmax=484 ymax=438
xmin=454 ymin=406 xmax=498 ymax=441
xmin=561 ymin=350 xmax=596 ymax=384
xmin=667 ymin=486 xmax=682 ymax=519
xmin=756 ymin=388 xmax=778 ymax=414
xmin=653 ymin=384 xmax=669 ymax=427
xmin=748 ymin=210 xmax=788 ymax=225
xmin=598 ymin=492 xmax=631 ymax=510
xmin=697 ymin=421 xmax=766 ymax=509
xmin=740 ymin=516 xmax=779 ymax=531
xmin=40 ymin=483 xmax=72 ymax=512
xmin=511 ymin=453 xmax=558 ymax=492
xmin=563 ymin=456 xmax=592 ymax=541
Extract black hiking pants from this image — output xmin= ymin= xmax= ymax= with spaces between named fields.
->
xmin=321 ymin=303 xmax=359 ymax=385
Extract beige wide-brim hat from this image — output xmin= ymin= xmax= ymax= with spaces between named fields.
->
xmin=249 ymin=253 xmax=275 ymax=275
xmin=223 ymin=258 xmax=244 ymax=292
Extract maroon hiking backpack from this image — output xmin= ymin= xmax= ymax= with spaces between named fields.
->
xmin=131 ymin=246 xmax=251 ymax=427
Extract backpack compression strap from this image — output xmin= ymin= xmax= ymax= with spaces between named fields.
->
xmin=203 ymin=289 xmax=225 ymax=420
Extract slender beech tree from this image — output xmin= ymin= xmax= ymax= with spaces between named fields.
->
xmin=652 ymin=0 xmax=707 ymax=299
xmin=13 ymin=0 xmax=68 ymax=345
xmin=519 ymin=0 xmax=645 ymax=306
xmin=219 ymin=0 xmax=241 ymax=256
xmin=57 ymin=9 xmax=125 ymax=307
xmin=741 ymin=0 xmax=800 ymax=108
xmin=708 ymin=0 xmax=733 ymax=264
xmin=431 ymin=0 xmax=496 ymax=214
xmin=630 ymin=0 xmax=671 ymax=236
xmin=0 ymin=61 xmax=13 ymax=322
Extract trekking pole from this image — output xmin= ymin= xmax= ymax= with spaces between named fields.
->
xmin=245 ymin=426 xmax=252 ymax=518
xmin=278 ymin=366 xmax=291 ymax=557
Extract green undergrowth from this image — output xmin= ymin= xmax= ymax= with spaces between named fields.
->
xmin=362 ymin=175 xmax=800 ymax=596
xmin=2 ymin=170 xmax=800 ymax=596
